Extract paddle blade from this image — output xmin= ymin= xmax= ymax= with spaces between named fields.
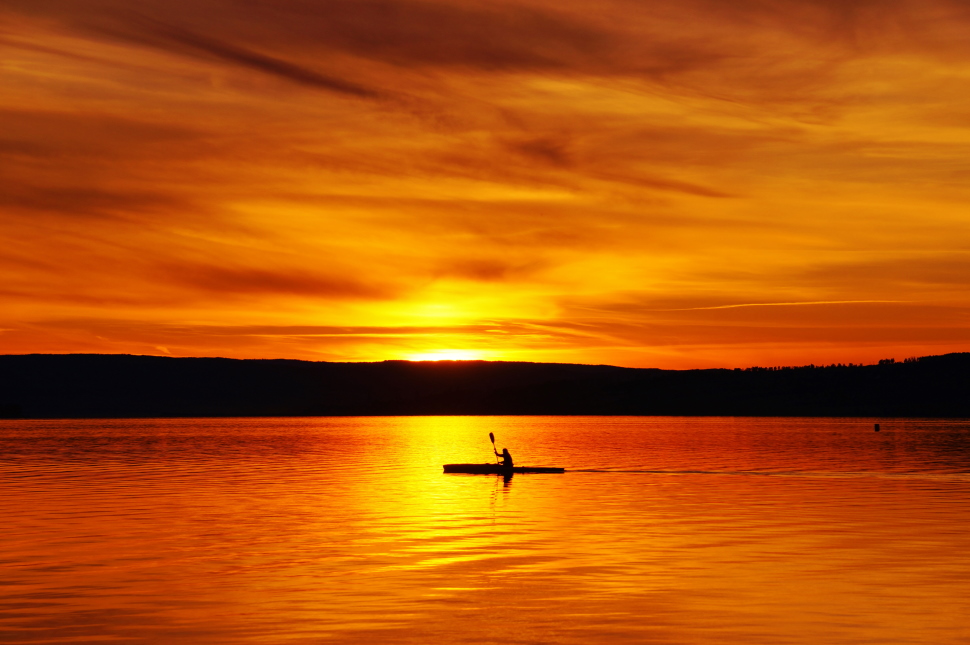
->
xmin=489 ymin=432 xmax=495 ymax=445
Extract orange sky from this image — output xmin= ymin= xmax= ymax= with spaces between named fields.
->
xmin=2 ymin=0 xmax=970 ymax=368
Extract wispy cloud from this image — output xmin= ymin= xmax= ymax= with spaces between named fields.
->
xmin=658 ymin=300 xmax=909 ymax=311
xmin=114 ymin=16 xmax=384 ymax=99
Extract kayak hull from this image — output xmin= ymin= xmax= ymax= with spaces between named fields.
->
xmin=443 ymin=463 xmax=565 ymax=474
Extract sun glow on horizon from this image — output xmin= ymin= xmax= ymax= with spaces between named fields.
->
xmin=404 ymin=349 xmax=492 ymax=362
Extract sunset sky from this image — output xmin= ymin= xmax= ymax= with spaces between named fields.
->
xmin=3 ymin=0 xmax=970 ymax=368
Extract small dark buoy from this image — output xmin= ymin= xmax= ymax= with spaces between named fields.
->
xmin=874 ymin=423 xmax=880 ymax=432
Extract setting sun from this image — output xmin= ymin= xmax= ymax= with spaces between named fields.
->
xmin=403 ymin=350 xmax=491 ymax=362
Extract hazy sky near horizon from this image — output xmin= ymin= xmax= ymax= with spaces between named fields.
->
xmin=3 ymin=0 xmax=970 ymax=368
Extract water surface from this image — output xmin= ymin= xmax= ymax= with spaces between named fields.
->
xmin=2 ymin=416 xmax=969 ymax=643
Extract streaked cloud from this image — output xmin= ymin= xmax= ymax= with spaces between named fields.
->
xmin=652 ymin=300 xmax=909 ymax=312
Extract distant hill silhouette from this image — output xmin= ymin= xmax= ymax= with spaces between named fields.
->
xmin=1 ymin=353 xmax=968 ymax=418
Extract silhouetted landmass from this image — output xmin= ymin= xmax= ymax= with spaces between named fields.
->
xmin=0 ymin=353 xmax=968 ymax=419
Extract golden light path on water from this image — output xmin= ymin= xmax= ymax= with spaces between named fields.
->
xmin=1 ymin=416 xmax=970 ymax=643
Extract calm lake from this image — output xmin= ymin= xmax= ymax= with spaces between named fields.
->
xmin=2 ymin=416 xmax=969 ymax=644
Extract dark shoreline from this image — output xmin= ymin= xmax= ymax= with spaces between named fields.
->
xmin=1 ymin=352 xmax=969 ymax=419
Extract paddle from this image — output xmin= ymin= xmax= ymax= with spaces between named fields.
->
xmin=489 ymin=432 xmax=499 ymax=464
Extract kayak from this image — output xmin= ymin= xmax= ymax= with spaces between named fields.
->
xmin=443 ymin=463 xmax=565 ymax=474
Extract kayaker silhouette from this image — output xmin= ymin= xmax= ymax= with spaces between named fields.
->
xmin=489 ymin=432 xmax=513 ymax=468
xmin=441 ymin=435 xmax=562 ymax=474
xmin=495 ymin=447 xmax=514 ymax=468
